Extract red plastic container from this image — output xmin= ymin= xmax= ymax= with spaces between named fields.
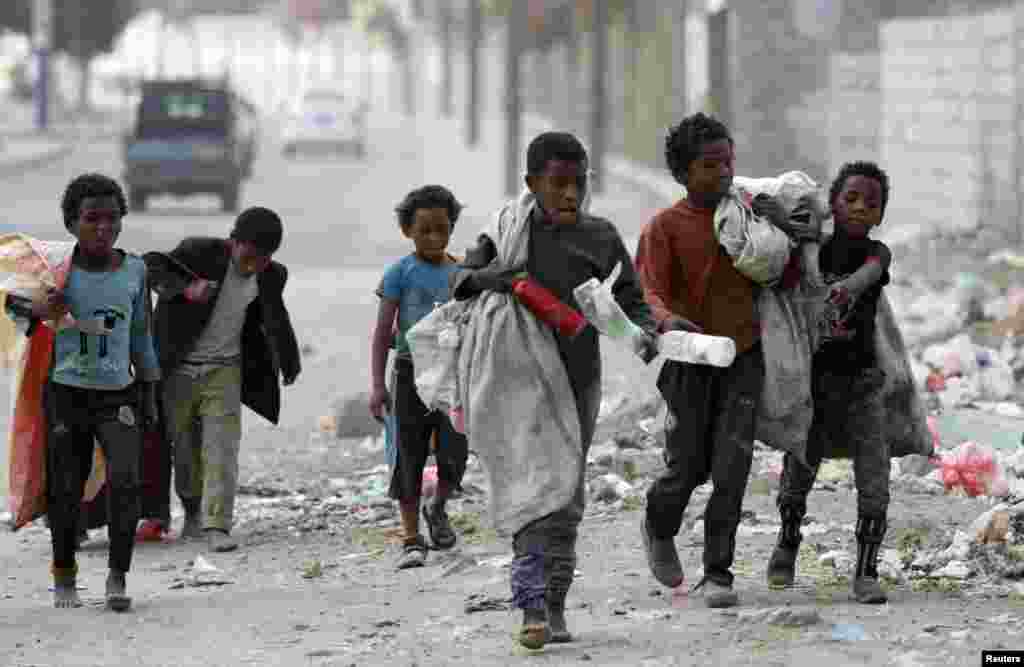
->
xmin=512 ymin=278 xmax=588 ymax=339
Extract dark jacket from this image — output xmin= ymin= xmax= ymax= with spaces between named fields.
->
xmin=145 ymin=237 xmax=301 ymax=425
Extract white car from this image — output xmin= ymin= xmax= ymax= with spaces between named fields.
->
xmin=282 ymin=90 xmax=367 ymax=158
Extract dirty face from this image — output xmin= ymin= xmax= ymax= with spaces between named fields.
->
xmin=72 ymin=195 xmax=122 ymax=258
xmin=833 ymin=175 xmax=883 ymax=239
xmin=527 ymin=159 xmax=587 ymax=225
xmin=403 ymin=207 xmax=452 ymax=264
xmin=230 ymin=239 xmax=272 ymax=277
xmin=685 ymin=138 xmax=734 ymax=207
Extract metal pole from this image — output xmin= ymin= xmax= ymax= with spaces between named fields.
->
xmin=1015 ymin=0 xmax=1024 ymax=244
xmin=32 ymin=0 xmax=52 ymax=132
xmin=440 ymin=0 xmax=453 ymax=117
xmin=589 ymin=0 xmax=608 ymax=194
xmin=466 ymin=0 xmax=481 ymax=146
xmin=505 ymin=2 xmax=524 ymax=196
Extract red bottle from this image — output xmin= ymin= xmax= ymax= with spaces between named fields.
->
xmin=512 ymin=278 xmax=588 ymax=339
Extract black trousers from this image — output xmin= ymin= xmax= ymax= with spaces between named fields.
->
xmin=645 ymin=343 xmax=765 ymax=587
xmin=46 ymin=382 xmax=142 ymax=572
xmin=388 ymin=357 xmax=469 ymax=502
xmin=777 ymin=365 xmax=890 ymax=520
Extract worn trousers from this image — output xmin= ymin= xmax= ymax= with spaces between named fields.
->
xmin=46 ymin=382 xmax=141 ymax=572
xmin=163 ymin=366 xmax=242 ymax=532
xmin=645 ymin=343 xmax=765 ymax=587
xmin=777 ymin=365 xmax=890 ymax=520
xmin=510 ymin=380 xmax=600 ymax=611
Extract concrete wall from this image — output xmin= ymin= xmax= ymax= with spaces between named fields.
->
xmin=880 ymin=6 xmax=1020 ymax=238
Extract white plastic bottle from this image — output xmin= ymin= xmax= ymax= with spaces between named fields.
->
xmin=658 ymin=330 xmax=737 ymax=367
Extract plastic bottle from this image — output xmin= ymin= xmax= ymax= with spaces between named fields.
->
xmin=658 ymin=330 xmax=736 ymax=367
xmin=512 ymin=278 xmax=588 ymax=339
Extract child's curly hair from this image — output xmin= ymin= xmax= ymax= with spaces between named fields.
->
xmin=829 ymin=161 xmax=891 ymax=215
xmin=664 ymin=112 xmax=732 ymax=186
xmin=395 ymin=185 xmax=463 ymax=229
xmin=61 ymin=173 xmax=127 ymax=230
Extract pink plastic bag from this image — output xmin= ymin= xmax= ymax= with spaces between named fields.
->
xmin=938 ymin=442 xmax=1008 ymax=497
xmin=926 ymin=415 xmax=942 ymax=451
xmin=421 ymin=465 xmax=438 ymax=498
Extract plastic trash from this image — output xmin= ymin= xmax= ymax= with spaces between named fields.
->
xmin=573 ymin=262 xmax=650 ymax=360
xmin=658 ymin=330 xmax=736 ymax=367
xmin=449 ymin=406 xmax=465 ymax=434
xmin=830 ymin=623 xmax=866 ymax=641
xmin=421 ymin=465 xmax=438 ymax=498
xmin=937 ymin=441 xmax=1009 ymax=497
xmin=513 ymin=277 xmax=587 ymax=339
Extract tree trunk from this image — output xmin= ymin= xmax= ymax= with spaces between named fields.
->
xmin=506 ymin=2 xmax=525 ymax=196
xmin=589 ymin=0 xmax=607 ymax=194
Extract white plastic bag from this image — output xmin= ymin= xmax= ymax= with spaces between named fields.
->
xmin=714 ymin=193 xmax=793 ymax=286
xmin=406 ymin=299 xmax=471 ymax=413
xmin=573 ymin=262 xmax=650 ymax=360
xmin=714 ymin=171 xmax=827 ymax=286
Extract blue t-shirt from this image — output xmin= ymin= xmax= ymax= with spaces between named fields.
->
xmin=51 ymin=254 xmax=160 ymax=390
xmin=377 ymin=254 xmax=459 ymax=358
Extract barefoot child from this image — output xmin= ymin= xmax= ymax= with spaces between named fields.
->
xmin=370 ymin=185 xmax=470 ymax=569
xmin=451 ymin=132 xmax=659 ymax=648
xmin=767 ymin=161 xmax=894 ymax=603
xmin=35 ymin=174 xmax=161 ymax=610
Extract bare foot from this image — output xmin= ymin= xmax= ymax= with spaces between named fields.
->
xmin=53 ymin=583 xmax=82 ymax=609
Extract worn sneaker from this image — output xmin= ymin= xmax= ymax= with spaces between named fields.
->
xmin=545 ymin=602 xmax=573 ymax=643
xmin=396 ymin=536 xmax=428 ymax=570
xmin=517 ymin=608 xmax=547 ymax=650
xmin=766 ymin=542 xmax=800 ymax=587
xmin=851 ymin=576 xmax=888 ymax=604
xmin=181 ymin=514 xmax=203 ymax=540
xmin=422 ymin=503 xmax=456 ymax=550
xmin=105 ymin=570 xmax=132 ymax=612
xmin=701 ymin=579 xmax=739 ymax=608
xmin=641 ymin=518 xmax=684 ymax=588
xmin=206 ymin=529 xmax=238 ymax=553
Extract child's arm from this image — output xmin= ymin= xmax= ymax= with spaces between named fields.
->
xmin=634 ymin=218 xmax=701 ymax=333
xmin=144 ymin=241 xmax=215 ymax=303
xmin=827 ymin=243 xmax=892 ymax=305
xmin=132 ymin=264 xmax=162 ymax=425
xmin=370 ymin=297 xmax=399 ymax=419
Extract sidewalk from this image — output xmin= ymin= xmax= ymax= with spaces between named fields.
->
xmin=0 ymin=98 xmax=129 ymax=176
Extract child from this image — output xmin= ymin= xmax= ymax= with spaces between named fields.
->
xmin=146 ymin=207 xmax=301 ymax=553
xmin=635 ymin=113 xmax=769 ymax=610
xmin=34 ymin=173 xmax=161 ymax=610
xmin=369 ymin=185 xmax=470 ymax=569
xmin=767 ymin=161 xmax=893 ymax=604
xmin=451 ymin=132 xmax=659 ymax=648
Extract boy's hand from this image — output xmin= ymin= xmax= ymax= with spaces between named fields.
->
xmin=752 ymin=193 xmax=787 ymax=227
xmin=183 ymin=279 xmax=218 ymax=303
xmin=282 ymin=370 xmax=299 ymax=386
xmin=369 ymin=386 xmax=391 ymax=421
xmin=633 ymin=331 xmax=660 ymax=364
xmin=826 ymin=283 xmax=851 ymax=306
xmin=31 ymin=289 xmax=68 ymax=321
xmin=660 ymin=316 xmax=703 ymax=334
xmin=469 ymin=262 xmax=527 ymax=294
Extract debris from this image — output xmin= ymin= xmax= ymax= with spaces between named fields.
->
xmin=818 ymin=550 xmax=853 ymax=571
xmin=929 ymin=560 xmax=970 ymax=579
xmin=464 ymin=593 xmax=511 ymax=614
xmin=590 ymin=473 xmax=634 ymax=503
xmin=302 ymin=560 xmax=323 ymax=579
xmin=738 ymin=606 xmax=822 ymax=627
xmin=830 ymin=623 xmax=866 ymax=642
xmin=970 ymin=507 xmax=1010 ymax=544
xmin=331 ymin=392 xmax=382 ymax=439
